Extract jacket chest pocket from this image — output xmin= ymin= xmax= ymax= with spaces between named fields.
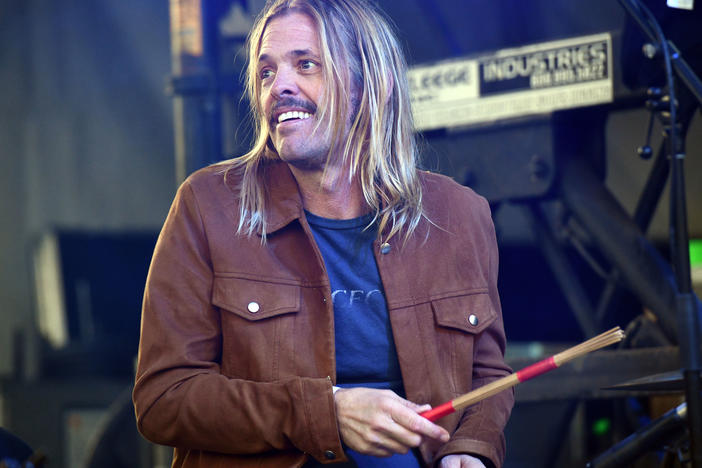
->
xmin=212 ymin=276 xmax=300 ymax=381
xmin=431 ymin=291 xmax=496 ymax=395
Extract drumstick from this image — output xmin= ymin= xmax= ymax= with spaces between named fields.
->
xmin=420 ymin=326 xmax=625 ymax=422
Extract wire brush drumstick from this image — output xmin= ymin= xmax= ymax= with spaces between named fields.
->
xmin=420 ymin=326 xmax=625 ymax=422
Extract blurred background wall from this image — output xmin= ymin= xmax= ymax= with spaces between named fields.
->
xmin=1 ymin=2 xmax=176 ymax=464
xmin=0 ymin=0 xmax=175 ymax=375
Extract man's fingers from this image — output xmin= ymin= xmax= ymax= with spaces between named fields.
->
xmin=396 ymin=397 xmax=429 ymax=412
xmin=382 ymin=415 xmax=423 ymax=448
xmin=362 ymin=430 xmax=413 ymax=456
xmin=344 ymin=412 xmax=416 ymax=455
xmin=334 ymin=387 xmax=450 ymax=456
xmin=389 ymin=404 xmax=450 ymax=443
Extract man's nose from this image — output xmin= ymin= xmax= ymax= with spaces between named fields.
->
xmin=271 ymin=67 xmax=298 ymax=98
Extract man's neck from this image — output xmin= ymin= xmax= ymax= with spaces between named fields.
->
xmin=288 ymin=164 xmax=367 ymax=219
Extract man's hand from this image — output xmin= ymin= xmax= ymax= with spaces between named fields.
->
xmin=439 ymin=454 xmax=487 ymax=468
xmin=333 ymin=387 xmax=450 ymax=457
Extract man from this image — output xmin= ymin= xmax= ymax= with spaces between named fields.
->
xmin=132 ymin=0 xmax=513 ymax=467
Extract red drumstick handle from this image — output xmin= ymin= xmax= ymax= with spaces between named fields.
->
xmin=419 ymin=401 xmax=455 ymax=422
xmin=515 ymin=356 xmax=557 ymax=382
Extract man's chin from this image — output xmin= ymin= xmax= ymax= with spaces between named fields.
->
xmin=278 ymin=152 xmax=328 ymax=171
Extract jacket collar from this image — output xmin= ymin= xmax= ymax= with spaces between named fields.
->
xmin=257 ymin=161 xmax=305 ymax=236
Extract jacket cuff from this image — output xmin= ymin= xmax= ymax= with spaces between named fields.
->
xmin=295 ymin=377 xmax=348 ymax=464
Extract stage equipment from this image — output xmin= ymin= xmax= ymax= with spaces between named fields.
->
xmin=604 ymin=370 xmax=696 ymax=393
xmin=405 ymin=0 xmax=701 ymax=464
xmin=167 ymin=0 xmax=255 ymax=184
xmin=586 ymin=402 xmax=688 ymax=468
xmin=168 ymin=0 xmax=244 ymax=184
xmin=615 ymin=0 xmax=702 ymax=464
xmin=32 ymin=230 xmax=157 ymax=377
xmin=83 ymin=386 xmax=153 ymax=468
xmin=0 ymin=428 xmax=46 ymax=468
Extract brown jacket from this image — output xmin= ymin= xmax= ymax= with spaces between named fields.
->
xmin=133 ymin=160 xmax=513 ymax=468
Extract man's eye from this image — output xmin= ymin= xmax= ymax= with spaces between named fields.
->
xmin=260 ymin=69 xmax=274 ymax=80
xmin=300 ymin=60 xmax=318 ymax=71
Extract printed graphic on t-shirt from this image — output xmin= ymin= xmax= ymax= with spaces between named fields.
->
xmin=305 ymin=211 xmax=403 ymax=392
xmin=331 ymin=289 xmax=384 ymax=309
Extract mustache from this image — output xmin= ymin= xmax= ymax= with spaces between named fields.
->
xmin=268 ymin=97 xmax=317 ymax=124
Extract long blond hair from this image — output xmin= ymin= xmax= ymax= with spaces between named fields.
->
xmin=228 ymin=0 xmax=423 ymax=242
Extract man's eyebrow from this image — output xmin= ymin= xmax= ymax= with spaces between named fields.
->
xmin=257 ymin=48 xmax=319 ymax=63
xmin=288 ymin=48 xmax=318 ymax=58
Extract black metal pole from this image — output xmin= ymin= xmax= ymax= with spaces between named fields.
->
xmin=586 ymin=402 xmax=687 ymax=468
xmin=617 ymin=0 xmax=702 ymax=464
xmin=523 ymin=203 xmax=598 ymax=338
xmin=672 ymin=138 xmax=702 ymax=465
xmin=168 ymin=0 xmax=223 ymax=185
xmin=559 ymin=156 xmax=679 ymax=342
xmin=595 ymin=138 xmax=670 ymax=325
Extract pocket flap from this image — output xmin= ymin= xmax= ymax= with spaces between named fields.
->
xmin=212 ymin=276 xmax=300 ymax=321
xmin=432 ymin=292 xmax=496 ymax=334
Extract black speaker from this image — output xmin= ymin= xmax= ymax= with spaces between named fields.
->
xmin=33 ymin=230 xmax=158 ymax=377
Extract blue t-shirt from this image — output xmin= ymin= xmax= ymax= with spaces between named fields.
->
xmin=305 ymin=211 xmax=421 ymax=468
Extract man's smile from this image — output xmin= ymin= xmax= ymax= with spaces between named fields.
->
xmin=277 ymin=110 xmax=312 ymax=123
xmin=269 ymin=96 xmax=317 ymax=127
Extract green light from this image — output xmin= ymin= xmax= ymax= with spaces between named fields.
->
xmin=691 ymin=240 xmax=702 ymax=268
xmin=592 ymin=418 xmax=611 ymax=436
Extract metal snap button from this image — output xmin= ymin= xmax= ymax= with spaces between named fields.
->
xmin=247 ymin=302 xmax=260 ymax=313
xmin=380 ymin=242 xmax=391 ymax=254
xmin=324 ymin=450 xmax=336 ymax=460
xmin=468 ymin=314 xmax=479 ymax=326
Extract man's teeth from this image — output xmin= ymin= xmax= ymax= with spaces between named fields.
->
xmin=278 ymin=111 xmax=312 ymax=123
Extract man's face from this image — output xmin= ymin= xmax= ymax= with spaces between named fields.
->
xmin=258 ymin=12 xmax=343 ymax=170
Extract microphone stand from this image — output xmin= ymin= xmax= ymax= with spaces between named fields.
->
xmin=617 ymin=0 xmax=702 ymax=465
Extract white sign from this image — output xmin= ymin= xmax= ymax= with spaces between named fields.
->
xmin=409 ymin=33 xmax=614 ymax=131
xmin=667 ymin=0 xmax=694 ymax=10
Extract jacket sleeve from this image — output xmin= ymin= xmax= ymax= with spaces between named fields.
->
xmin=132 ymin=179 xmax=344 ymax=463
xmin=434 ymin=197 xmax=514 ymax=468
